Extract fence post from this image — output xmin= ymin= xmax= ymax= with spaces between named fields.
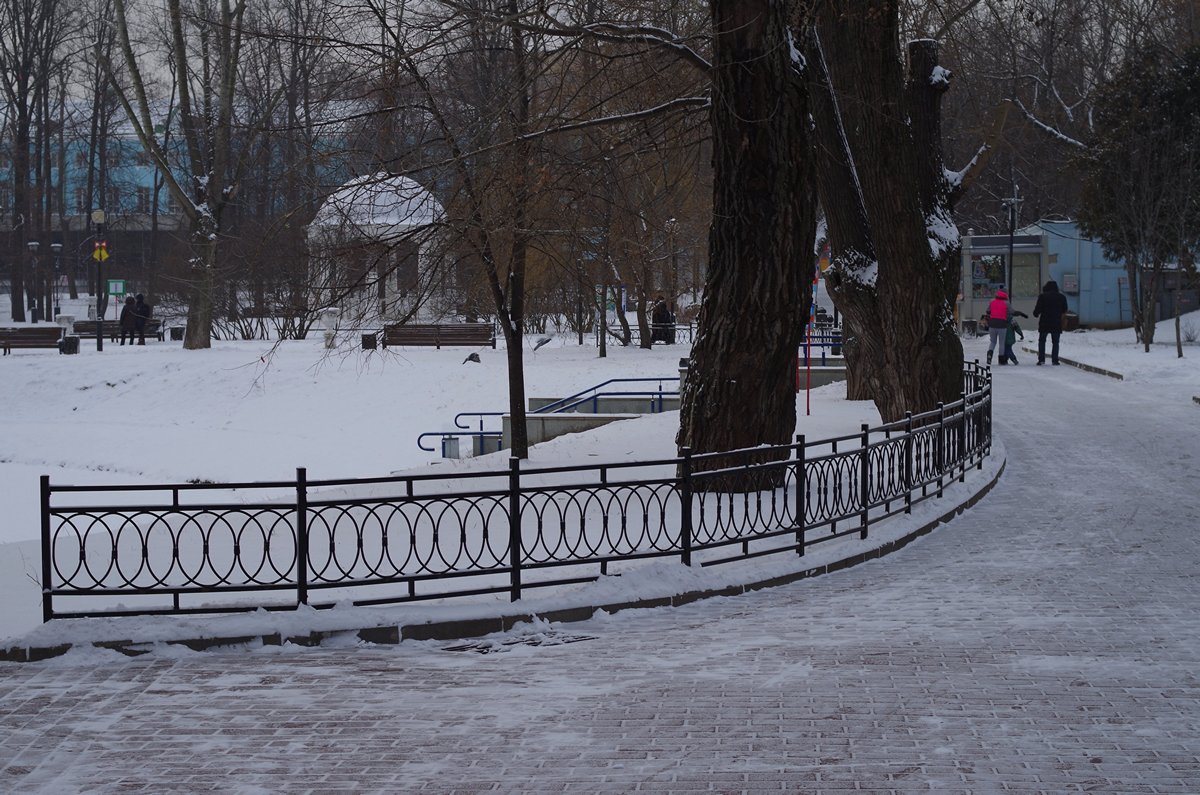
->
xmin=509 ymin=456 xmax=523 ymax=599
xmin=40 ymin=475 xmax=53 ymax=622
xmin=976 ymin=361 xmax=986 ymax=469
xmin=904 ymin=412 xmax=914 ymax=515
xmin=958 ymin=390 xmax=967 ymax=482
xmin=936 ymin=403 xmax=945 ymax=498
xmin=986 ymin=366 xmax=993 ymax=455
xmin=859 ymin=423 xmax=869 ymax=539
xmin=296 ymin=467 xmax=309 ymax=607
xmin=679 ymin=447 xmax=693 ymax=566
xmin=795 ymin=435 xmax=806 ymax=556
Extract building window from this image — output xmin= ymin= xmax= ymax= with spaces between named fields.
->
xmin=970 ymin=254 xmax=1006 ymax=299
xmin=75 ymin=188 xmax=89 ymax=214
xmin=1012 ymin=253 xmax=1041 ymax=300
xmin=106 ymin=187 xmax=120 ymax=211
xmin=136 ymin=186 xmax=152 ymax=214
xmin=165 ymin=192 xmax=180 ymax=214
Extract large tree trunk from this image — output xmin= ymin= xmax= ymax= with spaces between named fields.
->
xmin=807 ymin=9 xmax=962 ymax=422
xmin=677 ymin=0 xmax=816 ymax=482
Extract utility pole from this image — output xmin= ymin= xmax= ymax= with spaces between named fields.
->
xmin=1001 ymin=183 xmax=1023 ymax=297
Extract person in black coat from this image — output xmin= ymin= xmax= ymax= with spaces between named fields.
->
xmin=1032 ymin=280 xmax=1069 ymax=365
xmin=133 ymin=293 xmax=151 ymax=345
xmin=651 ymin=296 xmax=673 ymax=344
xmin=118 ymin=296 xmax=137 ymax=346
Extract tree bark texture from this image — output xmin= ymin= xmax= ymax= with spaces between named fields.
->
xmin=807 ymin=7 xmax=963 ymax=422
xmin=677 ymin=0 xmax=816 ymax=484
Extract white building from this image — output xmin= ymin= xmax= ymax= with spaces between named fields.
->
xmin=306 ymin=173 xmax=447 ymax=325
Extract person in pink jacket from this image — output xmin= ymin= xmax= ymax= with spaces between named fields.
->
xmin=986 ymin=289 xmax=1008 ymax=366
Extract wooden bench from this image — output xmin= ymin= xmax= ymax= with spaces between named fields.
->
xmin=0 ymin=326 xmax=64 ymax=355
xmin=74 ymin=319 xmax=165 ymax=342
xmin=380 ymin=323 xmax=497 ymax=349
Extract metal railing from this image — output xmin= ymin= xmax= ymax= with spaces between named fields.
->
xmin=40 ymin=364 xmax=991 ymax=621
xmin=799 ymin=330 xmax=844 ymax=367
xmin=594 ymin=322 xmax=695 ymax=347
xmin=416 ymin=376 xmax=681 ymax=453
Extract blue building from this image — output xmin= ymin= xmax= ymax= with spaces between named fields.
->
xmin=959 ymin=219 xmax=1129 ymax=331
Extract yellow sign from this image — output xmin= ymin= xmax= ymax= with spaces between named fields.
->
xmin=93 ymin=241 xmax=109 ymax=262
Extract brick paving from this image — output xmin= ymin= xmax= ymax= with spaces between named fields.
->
xmin=3 ymin=362 xmax=1199 ymax=793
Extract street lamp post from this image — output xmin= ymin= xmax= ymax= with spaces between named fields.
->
xmin=27 ymin=240 xmax=40 ymax=323
xmin=50 ymin=241 xmax=63 ymax=317
xmin=91 ymin=208 xmax=106 ymax=351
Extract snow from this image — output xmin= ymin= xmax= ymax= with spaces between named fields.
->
xmin=926 ymin=205 xmax=959 ymax=258
xmin=309 ymin=172 xmax=443 ymax=240
xmin=4 ymin=304 xmax=1200 ymax=794
xmin=929 ymin=65 xmax=951 ymax=86
xmin=0 ymin=298 xmax=876 ymax=646
xmin=3 ymin=300 xmax=1196 ymax=654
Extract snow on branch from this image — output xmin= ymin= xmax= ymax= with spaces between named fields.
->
xmin=580 ymin=22 xmax=711 ymax=73
xmin=1015 ymin=98 xmax=1087 ymax=150
xmin=927 ymin=206 xmax=959 ymax=259
xmin=517 ymin=16 xmax=711 ymax=74
xmin=418 ymin=95 xmax=711 ymax=175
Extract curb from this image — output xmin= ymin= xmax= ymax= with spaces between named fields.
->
xmin=3 ymin=458 xmax=1006 ymax=663
xmin=1018 ymin=346 xmax=1124 ymax=380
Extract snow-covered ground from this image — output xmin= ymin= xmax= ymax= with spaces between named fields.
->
xmin=2 ymin=299 xmax=1195 ymax=648
xmin=0 ymin=299 xmax=880 ymax=644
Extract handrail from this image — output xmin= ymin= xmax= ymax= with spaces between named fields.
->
xmin=447 ymin=376 xmax=680 ymax=435
xmin=530 ymin=376 xmax=679 ymax=415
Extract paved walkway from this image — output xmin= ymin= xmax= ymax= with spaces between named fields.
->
xmin=3 ymin=353 xmax=1200 ymax=793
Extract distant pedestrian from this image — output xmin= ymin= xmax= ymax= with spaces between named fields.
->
xmin=133 ymin=294 xmax=151 ymax=345
xmin=1000 ymin=310 xmax=1027 ymax=365
xmin=1032 ymin=280 xmax=1069 ymax=365
xmin=118 ymin=296 xmax=136 ymax=346
xmin=651 ymin=296 xmax=673 ymax=344
xmin=985 ymin=289 xmax=1009 ymax=366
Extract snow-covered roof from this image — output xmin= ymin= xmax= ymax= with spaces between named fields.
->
xmin=310 ymin=173 xmax=443 ymax=241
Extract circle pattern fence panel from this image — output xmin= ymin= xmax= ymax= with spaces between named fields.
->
xmin=40 ymin=365 xmax=992 ymax=620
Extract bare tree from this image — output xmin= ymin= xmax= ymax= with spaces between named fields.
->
xmin=108 ymin=0 xmax=251 ymax=349
xmin=0 ymin=0 xmax=71 ymax=321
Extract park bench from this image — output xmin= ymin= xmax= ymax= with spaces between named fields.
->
xmin=379 ymin=323 xmax=497 ymax=349
xmin=0 ymin=326 xmax=64 ymax=355
xmin=74 ymin=319 xmax=165 ymax=342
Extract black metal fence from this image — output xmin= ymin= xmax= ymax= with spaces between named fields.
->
xmin=39 ymin=364 xmax=991 ymax=622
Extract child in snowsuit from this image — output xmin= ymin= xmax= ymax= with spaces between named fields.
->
xmin=999 ymin=310 xmax=1027 ymax=365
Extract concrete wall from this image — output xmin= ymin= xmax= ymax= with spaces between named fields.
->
xmin=796 ymin=366 xmax=847 ymax=389
xmin=502 ymin=413 xmax=637 ymax=449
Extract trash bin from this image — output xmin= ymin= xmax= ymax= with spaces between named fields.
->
xmin=362 ymin=332 xmax=377 ymax=350
xmin=169 ymin=326 xmax=185 ymax=341
xmin=59 ymin=335 xmax=80 ymax=355
xmin=1062 ymin=312 xmax=1080 ymax=331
